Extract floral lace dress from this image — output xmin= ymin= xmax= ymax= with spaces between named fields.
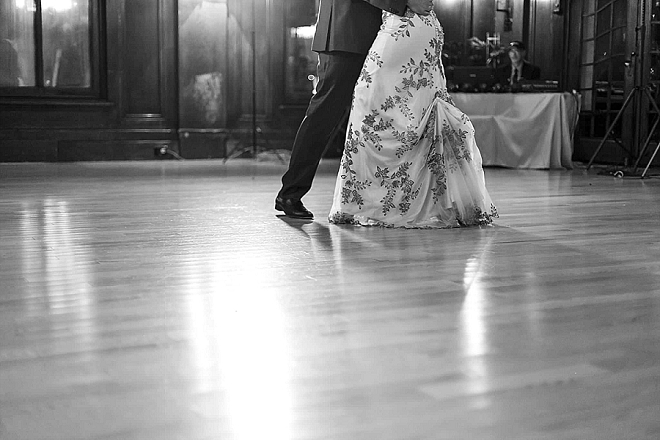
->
xmin=328 ymin=11 xmax=498 ymax=228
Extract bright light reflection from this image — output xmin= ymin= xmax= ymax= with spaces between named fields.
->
xmin=291 ymin=25 xmax=315 ymax=40
xmin=42 ymin=0 xmax=75 ymax=11
xmin=185 ymin=254 xmax=293 ymax=440
xmin=20 ymin=203 xmax=42 ymax=312
xmin=20 ymin=200 xmax=97 ymax=355
xmin=462 ymin=256 xmax=487 ymax=356
xmin=16 ymin=0 xmax=78 ymax=11
xmin=461 ymin=255 xmax=489 ymax=397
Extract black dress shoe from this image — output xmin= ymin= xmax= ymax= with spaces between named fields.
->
xmin=275 ymin=197 xmax=314 ymax=219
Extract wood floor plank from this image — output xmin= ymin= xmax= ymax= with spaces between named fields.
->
xmin=1 ymin=159 xmax=660 ymax=440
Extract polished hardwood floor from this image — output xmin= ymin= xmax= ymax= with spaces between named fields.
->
xmin=1 ymin=158 xmax=659 ymax=440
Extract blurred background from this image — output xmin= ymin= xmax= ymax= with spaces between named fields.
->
xmin=1 ymin=0 xmax=658 ymax=167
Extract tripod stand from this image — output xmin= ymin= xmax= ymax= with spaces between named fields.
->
xmin=586 ymin=0 xmax=660 ymax=178
xmin=223 ymin=0 xmax=285 ymax=164
xmin=585 ymin=84 xmax=660 ymax=177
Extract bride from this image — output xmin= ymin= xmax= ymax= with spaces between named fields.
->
xmin=328 ymin=9 xmax=498 ymax=228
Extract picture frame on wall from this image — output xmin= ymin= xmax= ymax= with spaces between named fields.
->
xmin=496 ymin=0 xmax=510 ymax=11
xmin=553 ymin=0 xmax=562 ymax=14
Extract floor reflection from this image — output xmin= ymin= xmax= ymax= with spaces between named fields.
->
xmin=19 ymin=199 xmax=97 ymax=354
xmin=184 ymin=251 xmax=293 ymax=440
xmin=461 ymin=238 xmax=494 ymax=406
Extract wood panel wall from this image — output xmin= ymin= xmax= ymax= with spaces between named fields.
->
xmin=228 ymin=0 xmax=284 ymax=125
xmin=0 ymin=0 xmax=178 ymax=162
xmin=0 ymin=0 xmax=569 ymax=162
xmin=528 ymin=0 xmax=565 ymax=82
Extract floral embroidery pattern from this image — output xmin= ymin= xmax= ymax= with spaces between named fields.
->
xmin=389 ymin=13 xmax=415 ymax=40
xmin=441 ymin=121 xmax=471 ymax=163
xmin=330 ymin=11 xmax=498 ymax=228
xmin=377 ymin=162 xmax=420 ymax=215
xmin=339 ymin=125 xmax=372 ymax=209
xmin=360 ymin=51 xmax=384 ymax=88
xmin=361 ymin=110 xmax=393 ymax=151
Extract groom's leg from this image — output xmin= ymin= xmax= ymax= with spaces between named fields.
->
xmin=278 ymin=51 xmax=365 ymax=201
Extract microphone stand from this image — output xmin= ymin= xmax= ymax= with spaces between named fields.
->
xmin=224 ymin=0 xmax=284 ymax=163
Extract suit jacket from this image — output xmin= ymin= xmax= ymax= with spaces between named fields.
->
xmin=494 ymin=61 xmax=541 ymax=85
xmin=312 ymin=0 xmax=408 ymax=54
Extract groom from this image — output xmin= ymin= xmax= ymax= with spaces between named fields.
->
xmin=275 ymin=0 xmax=433 ymax=219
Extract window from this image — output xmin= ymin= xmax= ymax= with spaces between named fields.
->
xmin=0 ymin=0 xmax=100 ymax=96
xmin=578 ymin=0 xmax=627 ymax=137
xmin=285 ymin=25 xmax=316 ymax=103
xmin=284 ymin=0 xmax=318 ymax=104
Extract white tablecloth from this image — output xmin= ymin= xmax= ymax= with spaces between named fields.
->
xmin=451 ymin=92 xmax=580 ymax=169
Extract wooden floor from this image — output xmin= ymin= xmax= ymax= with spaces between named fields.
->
xmin=1 ymin=158 xmax=659 ymax=440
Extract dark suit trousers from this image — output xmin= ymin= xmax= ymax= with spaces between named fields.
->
xmin=278 ymin=51 xmax=366 ymax=201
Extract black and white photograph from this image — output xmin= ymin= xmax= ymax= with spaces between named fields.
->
xmin=1 ymin=0 xmax=659 ymax=439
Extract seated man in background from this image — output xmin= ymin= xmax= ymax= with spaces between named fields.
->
xmin=494 ymin=41 xmax=540 ymax=87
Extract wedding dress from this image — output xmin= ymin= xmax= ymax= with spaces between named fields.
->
xmin=328 ymin=10 xmax=498 ymax=228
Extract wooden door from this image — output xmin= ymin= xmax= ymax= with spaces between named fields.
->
xmin=569 ymin=0 xmax=633 ymax=164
